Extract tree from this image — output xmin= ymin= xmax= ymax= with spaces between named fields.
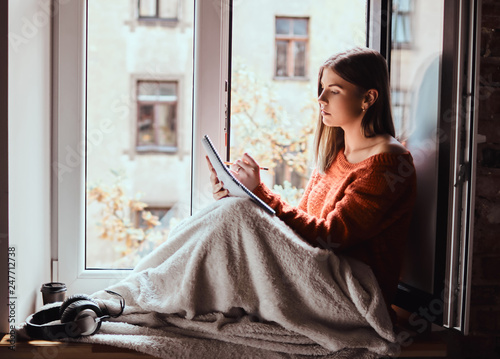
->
xmin=230 ymin=59 xmax=318 ymax=201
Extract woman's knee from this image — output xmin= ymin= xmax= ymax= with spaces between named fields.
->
xmin=214 ymin=197 xmax=263 ymax=219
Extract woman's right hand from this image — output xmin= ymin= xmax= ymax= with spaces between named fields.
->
xmin=206 ymin=156 xmax=229 ymax=200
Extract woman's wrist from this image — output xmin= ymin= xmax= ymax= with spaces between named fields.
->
xmin=252 ymin=182 xmax=266 ymax=195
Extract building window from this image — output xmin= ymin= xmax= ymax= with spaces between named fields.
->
xmin=134 ymin=206 xmax=170 ymax=229
xmin=138 ymin=0 xmax=179 ymax=21
xmin=391 ymin=89 xmax=408 ymax=136
xmin=392 ymin=0 xmax=412 ymax=47
xmin=137 ymin=81 xmax=178 ymax=153
xmin=275 ymin=17 xmax=309 ymax=78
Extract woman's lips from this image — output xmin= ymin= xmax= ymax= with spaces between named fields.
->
xmin=321 ymin=110 xmax=330 ymax=115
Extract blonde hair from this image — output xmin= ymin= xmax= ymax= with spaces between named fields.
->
xmin=314 ymin=47 xmax=395 ymax=173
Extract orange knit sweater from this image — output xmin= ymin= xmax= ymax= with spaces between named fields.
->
xmin=253 ymin=147 xmax=417 ymax=318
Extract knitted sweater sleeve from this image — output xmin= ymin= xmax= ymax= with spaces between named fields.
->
xmin=252 ymin=164 xmax=415 ymax=252
xmin=297 ymin=168 xmax=320 ymax=212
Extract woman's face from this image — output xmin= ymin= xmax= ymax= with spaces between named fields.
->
xmin=318 ymin=67 xmax=365 ymax=128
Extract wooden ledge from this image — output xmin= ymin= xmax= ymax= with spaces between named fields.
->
xmin=390 ymin=306 xmax=448 ymax=358
xmin=0 ymin=334 xmax=157 ymax=359
xmin=1 ymin=331 xmax=447 ymax=359
xmin=392 ymin=333 xmax=448 ymax=357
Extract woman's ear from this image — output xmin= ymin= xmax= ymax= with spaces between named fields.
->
xmin=363 ymin=89 xmax=379 ymax=109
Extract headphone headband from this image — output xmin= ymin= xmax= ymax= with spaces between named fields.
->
xmin=25 ymin=291 xmax=125 ymax=340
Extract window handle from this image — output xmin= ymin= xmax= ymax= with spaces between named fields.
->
xmin=454 ymin=162 xmax=470 ymax=187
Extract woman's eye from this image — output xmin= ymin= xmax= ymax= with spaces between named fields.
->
xmin=331 ymin=91 xmax=339 ymax=95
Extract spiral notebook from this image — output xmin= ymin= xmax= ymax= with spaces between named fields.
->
xmin=202 ymin=135 xmax=275 ymax=215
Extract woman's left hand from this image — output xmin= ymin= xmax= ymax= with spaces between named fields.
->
xmin=230 ymin=153 xmax=261 ymax=192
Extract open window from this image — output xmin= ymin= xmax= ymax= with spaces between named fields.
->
xmin=368 ymin=0 xmax=480 ymax=334
xmin=227 ymin=0 xmax=479 ymax=335
xmin=53 ymin=0 xmax=479 ymax=335
xmin=54 ymin=0 xmax=229 ymax=292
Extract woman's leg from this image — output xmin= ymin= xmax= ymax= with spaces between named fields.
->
xmin=93 ymin=197 xmax=324 ymax=315
xmin=92 ymin=197 xmax=396 ymax=353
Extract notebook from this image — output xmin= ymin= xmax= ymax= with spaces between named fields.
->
xmin=202 ymin=135 xmax=276 ymax=215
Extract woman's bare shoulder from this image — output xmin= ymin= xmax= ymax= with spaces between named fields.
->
xmin=375 ymin=136 xmax=408 ymax=155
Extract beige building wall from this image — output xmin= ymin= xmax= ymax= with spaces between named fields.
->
xmin=86 ymin=0 xmax=194 ymax=265
xmin=232 ymin=0 xmax=366 ymax=130
xmin=86 ymin=0 xmax=194 ymax=211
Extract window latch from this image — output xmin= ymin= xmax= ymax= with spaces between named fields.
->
xmin=454 ymin=162 xmax=470 ymax=187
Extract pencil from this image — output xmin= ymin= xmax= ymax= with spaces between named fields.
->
xmin=224 ymin=161 xmax=269 ymax=171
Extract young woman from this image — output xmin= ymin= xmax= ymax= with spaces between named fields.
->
xmin=208 ymin=47 xmax=417 ymax=323
xmin=69 ymin=47 xmax=415 ymax=358
xmin=25 ymin=48 xmax=413 ymax=357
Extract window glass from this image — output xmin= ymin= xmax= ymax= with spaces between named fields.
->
xmin=397 ymin=0 xmax=412 ymax=12
xmin=159 ymin=82 xmax=177 ymax=97
xmin=139 ymin=0 xmax=156 ymax=17
xmin=392 ymin=0 xmax=412 ymax=45
xmin=294 ymin=41 xmax=306 ymax=76
xmin=138 ymin=81 xmax=157 ymax=97
xmin=293 ymin=18 xmax=308 ymax=36
xmin=156 ymin=103 xmax=177 ymax=147
xmin=391 ymin=89 xmax=407 ymax=135
xmin=390 ymin=0 xmax=445 ymax=293
xmin=232 ymin=0 xmax=367 ymax=204
xmin=275 ymin=40 xmax=288 ymax=77
xmin=276 ymin=18 xmax=290 ymax=35
xmin=86 ymin=0 xmax=193 ymax=269
xmin=138 ymin=104 xmax=155 ymax=146
xmin=159 ymin=0 xmax=178 ymax=19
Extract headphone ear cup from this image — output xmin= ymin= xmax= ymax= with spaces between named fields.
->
xmin=59 ymin=294 xmax=96 ymax=318
xmin=60 ymin=300 xmax=103 ymax=336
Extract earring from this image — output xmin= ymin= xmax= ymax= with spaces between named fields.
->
xmin=362 ymin=107 xmax=366 ymax=112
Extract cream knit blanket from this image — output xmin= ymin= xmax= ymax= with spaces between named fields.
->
xmin=81 ymin=197 xmax=400 ymax=358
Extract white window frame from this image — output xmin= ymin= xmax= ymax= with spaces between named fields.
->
xmin=53 ymin=0 xmax=230 ymax=293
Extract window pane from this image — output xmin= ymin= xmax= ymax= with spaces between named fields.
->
xmin=401 ymin=14 xmax=412 ymax=43
xmin=390 ymin=0 xmax=444 ymax=293
xmin=86 ymin=0 xmax=194 ymax=269
xmin=393 ymin=13 xmax=411 ymax=44
xmin=293 ymin=18 xmax=308 ymax=35
xmin=138 ymin=104 xmax=155 ymax=146
xmin=391 ymin=90 xmax=407 ymax=134
xmin=159 ymin=82 xmax=177 ymax=96
xmin=232 ymin=0 xmax=367 ymax=205
xmin=138 ymin=81 xmax=177 ymax=101
xmin=276 ymin=18 xmax=290 ymax=35
xmin=294 ymin=41 xmax=306 ymax=77
xmin=275 ymin=40 xmax=288 ymax=77
xmin=139 ymin=0 xmax=157 ymax=17
xmin=392 ymin=0 xmax=412 ymax=45
xmin=137 ymin=207 xmax=169 ymax=229
xmin=396 ymin=0 xmax=412 ymax=12
xmin=157 ymin=103 xmax=177 ymax=147
xmin=138 ymin=81 xmax=158 ymax=96
xmin=159 ymin=0 xmax=178 ymax=19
